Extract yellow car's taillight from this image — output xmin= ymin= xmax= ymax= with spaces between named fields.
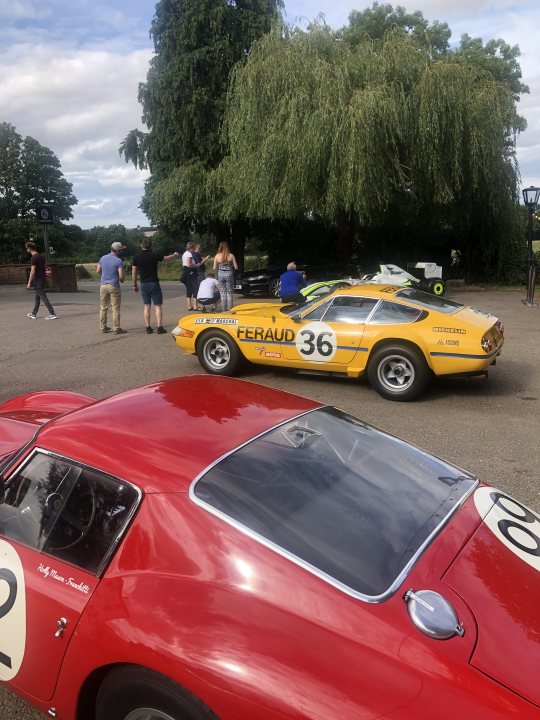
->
xmin=481 ymin=336 xmax=493 ymax=353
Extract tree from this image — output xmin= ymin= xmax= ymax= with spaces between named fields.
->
xmin=217 ymin=12 xmax=525 ymax=278
xmin=0 ymin=122 xmax=77 ymax=263
xmin=340 ymin=1 xmax=451 ymax=55
xmin=121 ymin=0 xmax=283 ymax=256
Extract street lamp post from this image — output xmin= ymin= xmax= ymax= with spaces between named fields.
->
xmin=522 ymin=185 xmax=540 ymax=307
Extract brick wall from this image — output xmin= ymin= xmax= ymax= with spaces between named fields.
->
xmin=0 ymin=264 xmax=78 ymax=291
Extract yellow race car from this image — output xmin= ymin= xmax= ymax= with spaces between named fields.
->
xmin=172 ymin=285 xmax=504 ymax=401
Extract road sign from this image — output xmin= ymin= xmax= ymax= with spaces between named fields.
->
xmin=36 ymin=205 xmax=54 ymax=224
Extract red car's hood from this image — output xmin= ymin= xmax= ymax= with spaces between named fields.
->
xmin=443 ymin=486 xmax=540 ymax=709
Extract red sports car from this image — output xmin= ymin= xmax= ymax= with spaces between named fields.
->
xmin=0 ymin=377 xmax=538 ymax=720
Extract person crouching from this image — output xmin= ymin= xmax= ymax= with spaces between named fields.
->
xmin=197 ymin=272 xmax=221 ymax=312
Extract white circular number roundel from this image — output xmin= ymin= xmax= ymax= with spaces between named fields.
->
xmin=0 ymin=539 xmax=26 ymax=681
xmin=474 ymin=487 xmax=540 ymax=572
xmin=295 ymin=322 xmax=337 ymax=362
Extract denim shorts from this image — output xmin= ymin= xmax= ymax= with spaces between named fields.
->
xmin=141 ymin=281 xmax=163 ymax=306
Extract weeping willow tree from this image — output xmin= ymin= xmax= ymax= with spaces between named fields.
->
xmin=218 ymin=25 xmax=523 ymax=278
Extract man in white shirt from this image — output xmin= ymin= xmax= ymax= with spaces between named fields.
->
xmin=197 ymin=273 xmax=221 ymax=312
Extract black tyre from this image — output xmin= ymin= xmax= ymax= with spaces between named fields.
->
xmin=428 ymin=279 xmax=446 ymax=296
xmin=268 ymin=278 xmax=281 ymax=298
xmin=367 ymin=344 xmax=430 ymax=401
xmin=96 ymin=666 xmax=218 ymax=720
xmin=197 ymin=330 xmax=243 ymax=376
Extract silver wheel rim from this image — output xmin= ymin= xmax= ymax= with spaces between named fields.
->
xmin=270 ymin=279 xmax=280 ymax=297
xmin=203 ymin=337 xmax=230 ymax=370
xmin=377 ymin=354 xmax=415 ymax=393
xmin=124 ymin=710 xmax=176 ymax=720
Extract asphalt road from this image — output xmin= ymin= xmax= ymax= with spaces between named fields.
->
xmin=1 ymin=279 xmax=539 ymax=719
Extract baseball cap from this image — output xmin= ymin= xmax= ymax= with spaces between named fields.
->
xmin=111 ymin=242 xmax=127 ymax=252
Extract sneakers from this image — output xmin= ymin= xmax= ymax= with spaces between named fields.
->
xmin=156 ymin=326 xmax=167 ymax=334
xmin=27 ymin=313 xmax=37 ymax=319
xmin=44 ymin=314 xmax=57 ymax=320
xmin=102 ymin=327 xmax=111 ymax=333
xmin=114 ymin=328 xmax=127 ymax=335
xmin=146 ymin=326 xmax=154 ymax=334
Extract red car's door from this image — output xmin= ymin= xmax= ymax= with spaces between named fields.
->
xmin=0 ymin=538 xmax=98 ymax=699
xmin=0 ymin=449 xmax=140 ymax=700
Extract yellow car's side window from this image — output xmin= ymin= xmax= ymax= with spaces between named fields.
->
xmin=323 ymin=297 xmax=378 ymax=324
xmin=369 ymin=300 xmax=423 ymax=325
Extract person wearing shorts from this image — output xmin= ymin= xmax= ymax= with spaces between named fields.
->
xmin=132 ymin=238 xmax=179 ymax=334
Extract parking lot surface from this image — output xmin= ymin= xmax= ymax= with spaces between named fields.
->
xmin=1 ymin=279 xmax=539 ymax=719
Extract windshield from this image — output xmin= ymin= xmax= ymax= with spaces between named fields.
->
xmin=395 ymin=288 xmax=463 ymax=314
xmin=192 ymin=408 xmax=476 ymax=600
xmin=280 ymin=292 xmax=335 ymax=317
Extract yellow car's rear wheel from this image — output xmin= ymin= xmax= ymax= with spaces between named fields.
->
xmin=368 ymin=344 xmax=430 ymax=401
xmin=197 ymin=330 xmax=242 ymax=376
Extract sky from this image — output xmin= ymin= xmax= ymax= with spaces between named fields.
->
xmin=1 ymin=0 xmax=538 ymax=230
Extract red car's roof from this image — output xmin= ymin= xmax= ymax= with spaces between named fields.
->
xmin=36 ymin=376 xmax=320 ymax=493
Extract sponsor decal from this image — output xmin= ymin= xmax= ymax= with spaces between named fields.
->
xmin=295 ymin=322 xmax=337 ymax=362
xmin=237 ymin=326 xmax=295 ymax=343
xmin=194 ymin=318 xmax=238 ymax=325
xmin=474 ymin=487 xmax=540 ymax=572
xmin=38 ymin=563 xmax=91 ymax=594
xmin=436 ymin=339 xmax=460 ymax=346
xmin=254 ymin=345 xmax=282 ymax=358
xmin=0 ymin=539 xmax=26 ymax=680
xmin=432 ymin=327 xmax=466 ymax=334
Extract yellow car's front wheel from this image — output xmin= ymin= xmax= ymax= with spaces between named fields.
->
xmin=197 ymin=330 xmax=243 ymax=376
xmin=367 ymin=344 xmax=430 ymax=401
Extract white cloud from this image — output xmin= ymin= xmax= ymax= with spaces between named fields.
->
xmin=0 ymin=42 xmax=152 ymax=228
xmin=0 ymin=0 xmax=51 ymax=20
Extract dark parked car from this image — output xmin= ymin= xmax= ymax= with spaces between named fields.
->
xmin=235 ymin=262 xmax=355 ymax=298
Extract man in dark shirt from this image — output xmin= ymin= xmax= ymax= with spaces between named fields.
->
xmin=25 ymin=240 xmax=57 ymax=320
xmin=132 ymin=238 xmax=179 ymax=334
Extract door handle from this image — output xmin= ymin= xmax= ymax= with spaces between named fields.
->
xmin=54 ymin=617 xmax=67 ymax=638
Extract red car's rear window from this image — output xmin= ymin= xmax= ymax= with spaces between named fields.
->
xmin=192 ymin=408 xmax=476 ymax=600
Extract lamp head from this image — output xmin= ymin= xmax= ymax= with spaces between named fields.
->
xmin=522 ymin=185 xmax=540 ymax=207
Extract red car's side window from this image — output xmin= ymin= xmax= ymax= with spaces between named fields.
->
xmin=0 ymin=451 xmax=139 ymax=575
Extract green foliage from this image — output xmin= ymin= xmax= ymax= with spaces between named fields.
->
xmin=455 ymin=35 xmax=529 ymax=104
xmin=0 ymin=122 xmax=78 ymax=263
xmin=120 ymin=0 xmax=283 ymax=234
xmin=218 ymin=14 xmax=525 ymax=279
xmin=118 ymin=1 xmax=529 ymax=281
xmin=340 ymin=2 xmax=451 ymax=55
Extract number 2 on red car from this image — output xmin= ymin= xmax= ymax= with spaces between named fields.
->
xmin=0 ymin=539 xmax=26 ymax=681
